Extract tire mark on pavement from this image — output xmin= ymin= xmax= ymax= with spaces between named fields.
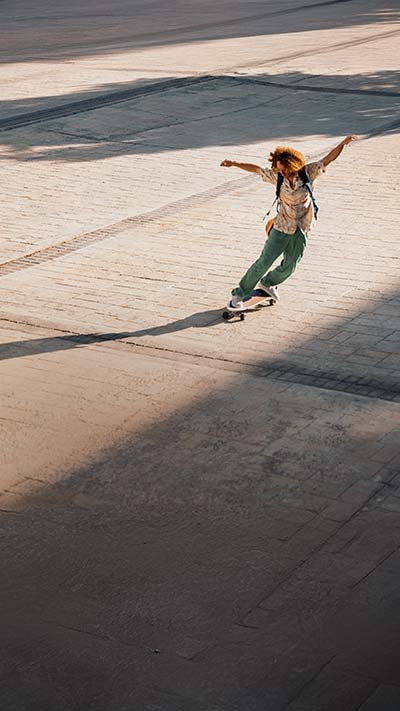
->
xmin=226 ymin=27 xmax=400 ymax=71
xmin=1 ymin=28 xmax=398 ymax=132
xmin=0 ymin=76 xmax=215 ymax=132
xmin=39 ymin=78 xmax=399 ymax=145
xmin=228 ymin=74 xmax=400 ymax=99
xmin=0 ymin=0 xmax=359 ymax=61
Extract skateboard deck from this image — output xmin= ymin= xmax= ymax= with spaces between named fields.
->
xmin=222 ymin=289 xmax=277 ymax=321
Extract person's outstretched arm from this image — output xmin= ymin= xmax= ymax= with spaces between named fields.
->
xmin=220 ymin=159 xmax=263 ymax=175
xmin=322 ymin=135 xmax=357 ymax=168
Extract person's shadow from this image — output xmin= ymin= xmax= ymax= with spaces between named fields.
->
xmin=0 ymin=309 xmax=224 ymax=361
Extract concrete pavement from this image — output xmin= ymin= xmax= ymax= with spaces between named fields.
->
xmin=1 ymin=1 xmax=400 ymax=709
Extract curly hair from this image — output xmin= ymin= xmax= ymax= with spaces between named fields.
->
xmin=268 ymin=146 xmax=305 ymax=173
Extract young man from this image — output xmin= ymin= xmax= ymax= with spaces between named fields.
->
xmin=220 ymin=136 xmax=357 ymax=309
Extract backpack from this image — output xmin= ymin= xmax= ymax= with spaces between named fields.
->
xmin=276 ymin=167 xmax=319 ymax=219
xmin=264 ymin=167 xmax=319 ymax=235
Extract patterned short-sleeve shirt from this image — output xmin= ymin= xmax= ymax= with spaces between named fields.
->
xmin=260 ymin=161 xmax=325 ymax=234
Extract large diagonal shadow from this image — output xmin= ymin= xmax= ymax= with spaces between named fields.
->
xmin=2 ymin=69 xmax=399 ymax=163
xmin=1 ymin=0 xmax=399 ymax=64
xmin=1 ymin=14 xmax=400 ymax=703
xmin=1 ymin=278 xmax=400 ymax=708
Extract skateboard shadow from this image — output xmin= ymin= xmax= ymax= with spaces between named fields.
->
xmin=120 ymin=307 xmax=224 ymax=338
xmin=0 ymin=309 xmax=223 ymax=361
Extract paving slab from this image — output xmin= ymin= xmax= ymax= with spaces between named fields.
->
xmin=1 ymin=132 xmax=399 ymax=404
xmin=1 ymin=1 xmax=400 ymax=709
xmin=1 ymin=362 xmax=400 ymax=710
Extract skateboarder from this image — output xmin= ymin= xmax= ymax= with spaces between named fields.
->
xmin=220 ymin=136 xmax=357 ymax=309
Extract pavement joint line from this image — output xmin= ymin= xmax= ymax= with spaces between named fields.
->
xmin=252 ymin=483 xmax=389 ymax=621
xmin=1 ymin=315 xmax=399 ymax=403
xmin=348 ymin=547 xmax=400 ymax=590
xmin=353 ymin=686 xmax=383 ymax=711
xmin=2 ymin=27 xmax=398 ymax=133
xmin=283 ymin=655 xmax=338 ymax=708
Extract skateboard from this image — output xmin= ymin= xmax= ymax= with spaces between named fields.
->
xmin=222 ymin=289 xmax=277 ymax=321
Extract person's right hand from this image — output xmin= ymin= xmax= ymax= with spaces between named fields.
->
xmin=342 ymin=135 xmax=358 ymax=145
xmin=220 ymin=159 xmax=233 ymax=167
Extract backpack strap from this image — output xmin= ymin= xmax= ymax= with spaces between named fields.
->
xmin=298 ymin=167 xmax=319 ymax=219
xmin=275 ymin=172 xmax=284 ymax=200
xmin=263 ymin=167 xmax=319 ymax=221
xmin=263 ymin=172 xmax=283 ymax=220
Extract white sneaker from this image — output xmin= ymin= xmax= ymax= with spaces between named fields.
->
xmin=258 ymin=284 xmax=280 ymax=301
xmin=226 ymin=294 xmax=244 ymax=310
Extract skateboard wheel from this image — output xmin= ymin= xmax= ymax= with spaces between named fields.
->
xmin=240 ymin=313 xmax=245 ymax=321
xmin=222 ymin=311 xmax=230 ymax=320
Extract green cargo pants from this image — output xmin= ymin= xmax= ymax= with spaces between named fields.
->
xmin=232 ymin=226 xmax=307 ymax=298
